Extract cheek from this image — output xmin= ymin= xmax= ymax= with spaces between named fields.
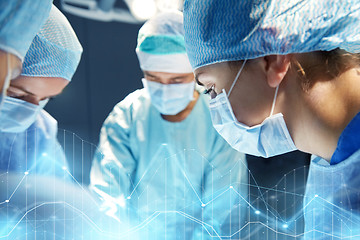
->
xmin=0 ymin=68 xmax=6 ymax=93
xmin=202 ymin=77 xmax=230 ymax=95
xmin=0 ymin=59 xmax=21 ymax=93
xmin=229 ymin=85 xmax=275 ymax=126
xmin=228 ymin=95 xmax=254 ymax=125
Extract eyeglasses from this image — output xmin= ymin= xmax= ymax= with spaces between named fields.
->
xmin=204 ymin=84 xmax=217 ymax=99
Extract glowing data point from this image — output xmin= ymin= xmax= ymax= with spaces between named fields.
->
xmin=283 ymin=224 xmax=288 ymax=229
xmin=255 ymin=210 xmax=260 ymax=215
xmin=230 ymin=186 xmax=233 ymax=189
xmin=201 ymin=203 xmax=206 ymax=207
xmin=42 ymin=153 xmax=48 ymax=157
xmin=5 ymin=200 xmax=9 ymax=203
xmin=315 ymin=194 xmax=318 ymax=197
xmin=62 ymin=166 xmax=67 ymax=170
xmin=24 ymin=171 xmax=29 ymax=175
xmin=127 ymin=196 xmax=131 ymax=199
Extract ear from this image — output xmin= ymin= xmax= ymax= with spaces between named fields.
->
xmin=264 ymin=55 xmax=291 ymax=88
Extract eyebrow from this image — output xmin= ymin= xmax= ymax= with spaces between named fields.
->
xmin=9 ymin=85 xmax=37 ymax=97
xmin=144 ymin=72 xmax=190 ymax=82
xmin=9 ymin=85 xmax=61 ymax=100
xmin=143 ymin=72 xmax=155 ymax=78
xmin=194 ymin=72 xmax=204 ymax=86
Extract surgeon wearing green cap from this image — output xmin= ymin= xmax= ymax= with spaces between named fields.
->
xmin=90 ymin=10 xmax=248 ymax=239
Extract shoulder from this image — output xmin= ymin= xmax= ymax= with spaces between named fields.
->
xmin=115 ymin=89 xmax=150 ymax=110
xmin=104 ymin=89 xmax=150 ymax=128
xmin=29 ymin=110 xmax=58 ymax=138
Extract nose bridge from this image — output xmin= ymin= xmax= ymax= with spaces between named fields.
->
xmin=33 ymin=97 xmax=42 ymax=106
xmin=25 ymin=95 xmax=42 ymax=106
xmin=159 ymin=77 xmax=172 ymax=85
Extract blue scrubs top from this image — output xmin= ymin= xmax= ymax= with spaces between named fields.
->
xmin=0 ymin=110 xmax=68 ymax=179
xmin=304 ymin=112 xmax=360 ymax=239
xmin=90 ymin=88 xmax=248 ymax=239
xmin=331 ymin=112 xmax=360 ymax=165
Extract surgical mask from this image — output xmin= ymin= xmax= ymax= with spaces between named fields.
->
xmin=0 ymin=96 xmax=48 ymax=133
xmin=209 ymin=60 xmax=297 ymax=158
xmin=142 ymin=78 xmax=195 ymax=115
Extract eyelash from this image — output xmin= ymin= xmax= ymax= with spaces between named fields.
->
xmin=204 ymin=85 xmax=215 ymax=95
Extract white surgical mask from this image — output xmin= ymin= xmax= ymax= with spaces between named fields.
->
xmin=0 ymin=96 xmax=48 ymax=133
xmin=142 ymin=78 xmax=195 ymax=115
xmin=209 ymin=60 xmax=297 ymax=158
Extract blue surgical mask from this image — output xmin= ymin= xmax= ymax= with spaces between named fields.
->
xmin=142 ymin=78 xmax=195 ymax=115
xmin=208 ymin=60 xmax=297 ymax=158
xmin=0 ymin=96 xmax=48 ymax=133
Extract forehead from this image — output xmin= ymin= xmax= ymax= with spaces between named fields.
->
xmin=194 ymin=62 xmax=235 ymax=85
xmin=144 ymin=71 xmax=193 ymax=79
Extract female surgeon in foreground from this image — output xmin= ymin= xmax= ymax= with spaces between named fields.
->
xmin=184 ymin=0 xmax=360 ymax=239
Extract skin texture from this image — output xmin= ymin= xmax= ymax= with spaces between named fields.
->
xmin=7 ymin=76 xmax=69 ymax=105
xmin=0 ymin=50 xmax=22 ymax=94
xmin=195 ymin=55 xmax=360 ymax=161
xmin=143 ymin=71 xmax=198 ymax=122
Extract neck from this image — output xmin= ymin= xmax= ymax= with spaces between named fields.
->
xmin=284 ymin=68 xmax=360 ymax=161
xmin=162 ymin=90 xmax=199 ymax=122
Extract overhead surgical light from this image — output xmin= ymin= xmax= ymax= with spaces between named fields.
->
xmin=61 ymin=0 xmax=183 ymax=23
xmin=61 ymin=0 xmax=140 ymax=23
xmin=124 ymin=0 xmax=157 ymax=21
xmin=156 ymin=0 xmax=183 ymax=12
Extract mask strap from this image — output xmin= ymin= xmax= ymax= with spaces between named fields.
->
xmin=228 ymin=59 xmax=247 ymax=97
xmin=269 ymin=85 xmax=279 ymax=116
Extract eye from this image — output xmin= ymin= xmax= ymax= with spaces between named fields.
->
xmin=171 ymin=78 xmax=184 ymax=84
xmin=145 ymin=75 xmax=156 ymax=81
xmin=6 ymin=86 xmax=26 ymax=99
xmin=204 ymin=85 xmax=218 ymax=98
xmin=204 ymin=85 xmax=214 ymax=94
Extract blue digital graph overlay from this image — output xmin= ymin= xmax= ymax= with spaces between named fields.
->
xmin=0 ymin=129 xmax=359 ymax=239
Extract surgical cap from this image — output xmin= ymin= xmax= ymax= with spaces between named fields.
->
xmin=184 ymin=0 xmax=360 ymax=69
xmin=136 ymin=11 xmax=192 ymax=73
xmin=21 ymin=5 xmax=83 ymax=81
xmin=0 ymin=0 xmax=52 ymax=61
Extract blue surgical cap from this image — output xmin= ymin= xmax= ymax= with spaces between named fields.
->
xmin=136 ymin=11 xmax=193 ymax=73
xmin=0 ymin=0 xmax=52 ymax=61
xmin=21 ymin=5 xmax=83 ymax=81
xmin=184 ymin=0 xmax=360 ymax=69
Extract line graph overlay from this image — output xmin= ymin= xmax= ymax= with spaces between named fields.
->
xmin=1 ymin=129 xmax=359 ymax=239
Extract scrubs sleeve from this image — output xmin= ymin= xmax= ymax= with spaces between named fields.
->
xmin=192 ymin=136 xmax=248 ymax=239
xmin=34 ymin=111 xmax=69 ymax=180
xmin=89 ymin=102 xmax=137 ymax=221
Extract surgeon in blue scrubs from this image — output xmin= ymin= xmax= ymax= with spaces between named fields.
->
xmin=0 ymin=5 xmax=83 ymax=178
xmin=184 ymin=0 xmax=360 ymax=239
xmin=90 ymin=11 xmax=248 ymax=239
xmin=0 ymin=0 xmax=52 ymax=106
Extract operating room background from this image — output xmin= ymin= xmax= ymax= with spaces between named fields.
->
xmin=46 ymin=1 xmax=311 ymax=186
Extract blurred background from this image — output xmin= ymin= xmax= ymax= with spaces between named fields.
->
xmin=47 ymin=0 xmax=311 ymax=186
